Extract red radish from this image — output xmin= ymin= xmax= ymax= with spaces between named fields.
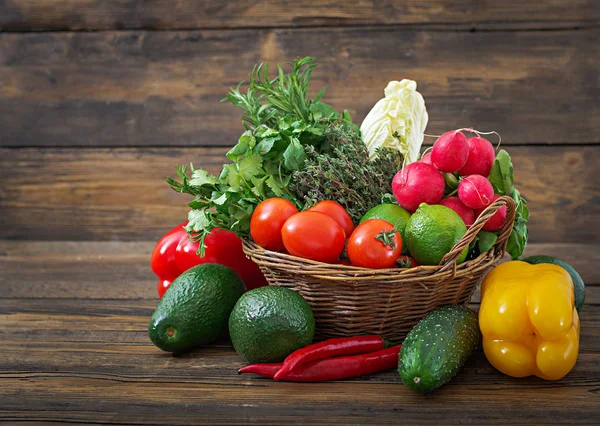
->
xmin=431 ymin=130 xmax=469 ymax=173
xmin=475 ymin=194 xmax=507 ymax=231
xmin=392 ymin=162 xmax=445 ymax=213
xmin=459 ymin=136 xmax=496 ymax=177
xmin=439 ymin=197 xmax=475 ymax=227
xmin=458 ymin=174 xmax=494 ymax=209
xmin=420 ymin=152 xmax=433 ymax=165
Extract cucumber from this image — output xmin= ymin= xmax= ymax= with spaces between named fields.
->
xmin=522 ymin=255 xmax=585 ymax=312
xmin=399 ymin=305 xmax=481 ymax=394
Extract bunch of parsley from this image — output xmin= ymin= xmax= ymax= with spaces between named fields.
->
xmin=167 ymin=57 xmax=354 ymax=253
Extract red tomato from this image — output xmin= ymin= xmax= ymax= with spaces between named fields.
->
xmin=250 ymin=198 xmax=298 ymax=251
xmin=308 ymin=200 xmax=355 ymax=237
xmin=347 ymin=219 xmax=402 ymax=269
xmin=397 ymin=255 xmax=418 ymax=269
xmin=281 ymin=211 xmax=346 ymax=263
xmin=150 ymin=222 xmax=187 ymax=281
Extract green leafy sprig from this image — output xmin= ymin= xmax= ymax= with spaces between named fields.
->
xmin=167 ymin=57 xmax=353 ymax=255
xmin=487 ymin=149 xmax=529 ymax=259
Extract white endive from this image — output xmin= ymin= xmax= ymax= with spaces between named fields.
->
xmin=360 ymin=79 xmax=428 ymax=164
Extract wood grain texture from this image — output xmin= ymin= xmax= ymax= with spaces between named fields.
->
xmin=0 ymin=297 xmax=598 ymax=424
xmin=2 ymin=240 xmax=599 ymax=300
xmin=1 ymin=146 xmax=598 ymax=242
xmin=1 ymin=28 xmax=598 ymax=147
xmin=1 ymin=0 xmax=598 ymax=31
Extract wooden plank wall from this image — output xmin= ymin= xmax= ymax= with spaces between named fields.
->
xmin=1 ymin=1 xmax=598 ymax=247
xmin=0 ymin=4 xmax=599 ymax=422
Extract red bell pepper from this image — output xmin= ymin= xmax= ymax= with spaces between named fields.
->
xmin=151 ymin=223 xmax=268 ymax=298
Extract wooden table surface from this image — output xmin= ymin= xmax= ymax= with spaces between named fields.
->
xmin=1 ymin=1 xmax=599 ymax=424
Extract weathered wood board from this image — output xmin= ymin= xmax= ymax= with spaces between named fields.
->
xmin=1 ymin=28 xmax=598 ymax=147
xmin=1 ymin=146 xmax=597 ymax=242
xmin=1 ymin=0 xmax=599 ymax=31
xmin=0 ymin=293 xmax=598 ymax=425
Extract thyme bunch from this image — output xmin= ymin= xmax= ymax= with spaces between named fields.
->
xmin=290 ymin=125 xmax=403 ymax=223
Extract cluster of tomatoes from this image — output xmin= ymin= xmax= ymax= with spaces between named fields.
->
xmin=250 ymin=198 xmax=406 ymax=269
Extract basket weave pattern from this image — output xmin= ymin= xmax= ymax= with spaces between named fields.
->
xmin=243 ymin=196 xmax=516 ymax=343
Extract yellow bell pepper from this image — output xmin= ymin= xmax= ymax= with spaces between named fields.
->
xmin=479 ymin=260 xmax=579 ymax=380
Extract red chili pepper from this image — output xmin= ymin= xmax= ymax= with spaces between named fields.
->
xmin=151 ymin=223 xmax=268 ymax=298
xmin=238 ymin=363 xmax=282 ymax=379
xmin=280 ymin=346 xmax=401 ymax=382
xmin=273 ymin=335 xmax=386 ymax=380
xmin=238 ymin=345 xmax=401 ymax=382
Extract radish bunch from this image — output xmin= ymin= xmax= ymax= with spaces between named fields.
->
xmin=392 ymin=129 xmax=506 ymax=232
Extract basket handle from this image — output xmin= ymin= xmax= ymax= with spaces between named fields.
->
xmin=438 ymin=195 xmax=517 ymax=272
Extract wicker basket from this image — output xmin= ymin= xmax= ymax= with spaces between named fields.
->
xmin=242 ymin=196 xmax=516 ymax=343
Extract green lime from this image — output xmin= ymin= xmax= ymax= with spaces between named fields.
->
xmin=405 ymin=203 xmax=468 ymax=266
xmin=361 ymin=204 xmax=411 ymax=254
xmin=229 ymin=286 xmax=315 ymax=363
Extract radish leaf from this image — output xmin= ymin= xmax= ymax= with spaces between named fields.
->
xmin=489 ymin=149 xmax=514 ymax=196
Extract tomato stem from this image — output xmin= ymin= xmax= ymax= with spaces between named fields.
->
xmin=375 ymin=230 xmax=398 ymax=250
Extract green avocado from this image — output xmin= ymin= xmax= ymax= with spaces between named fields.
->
xmin=229 ymin=286 xmax=315 ymax=363
xmin=522 ymin=255 xmax=585 ymax=312
xmin=399 ymin=305 xmax=481 ymax=394
xmin=148 ymin=263 xmax=246 ymax=353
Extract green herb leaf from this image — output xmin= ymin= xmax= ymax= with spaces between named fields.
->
xmin=250 ymin=175 xmax=268 ymax=199
xmin=221 ymin=164 xmax=243 ymax=187
xmin=187 ymin=209 xmax=212 ymax=233
xmin=381 ymin=193 xmax=399 ymax=205
xmin=255 ymin=136 xmax=279 ymax=155
xmin=283 ymin=137 xmax=306 ymax=171
xmin=342 ymin=110 xmax=353 ymax=123
xmin=237 ymin=154 xmax=263 ymax=180
xmin=507 ymin=220 xmax=528 ymax=259
xmin=227 ymin=134 xmax=251 ymax=161
xmin=314 ymin=87 xmax=326 ymax=103
xmin=478 ymin=231 xmax=498 ymax=253
xmin=507 ymin=192 xmax=530 ymax=259
xmin=212 ymin=193 xmax=228 ymax=206
xmin=488 ymin=150 xmax=515 ymax=196
xmin=486 ymin=150 xmax=529 ymax=258
xmin=189 ymin=168 xmax=218 ymax=187
xmin=266 ymin=175 xmax=285 ymax=196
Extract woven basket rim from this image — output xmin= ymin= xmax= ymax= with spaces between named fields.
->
xmin=242 ymin=195 xmax=517 ymax=282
